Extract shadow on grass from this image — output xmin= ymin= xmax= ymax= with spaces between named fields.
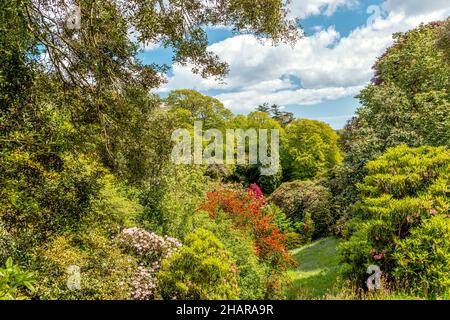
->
xmin=285 ymin=237 xmax=340 ymax=300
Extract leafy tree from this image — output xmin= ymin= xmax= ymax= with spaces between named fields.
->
xmin=256 ymin=103 xmax=294 ymax=126
xmin=230 ymin=112 xmax=283 ymax=193
xmin=436 ymin=19 xmax=450 ymax=62
xmin=19 ymin=0 xmax=299 ymax=90
xmin=333 ymin=21 xmax=450 ymax=220
xmin=281 ymin=119 xmax=342 ymax=181
xmin=165 ymin=89 xmax=233 ymax=130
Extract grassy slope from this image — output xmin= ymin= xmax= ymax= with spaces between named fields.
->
xmin=285 ymin=237 xmax=340 ymax=300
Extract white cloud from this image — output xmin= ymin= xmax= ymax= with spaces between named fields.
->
xmin=382 ymin=0 xmax=450 ymax=16
xmin=215 ymin=85 xmax=363 ymax=112
xmin=157 ymin=1 xmax=450 ymax=113
xmin=289 ymin=0 xmax=358 ymax=19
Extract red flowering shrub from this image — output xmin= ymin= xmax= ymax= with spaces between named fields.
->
xmin=199 ymin=188 xmax=295 ymax=269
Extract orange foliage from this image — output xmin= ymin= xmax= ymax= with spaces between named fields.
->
xmin=199 ymin=188 xmax=295 ymax=269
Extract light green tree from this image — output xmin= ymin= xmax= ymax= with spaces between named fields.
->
xmin=281 ymin=119 xmax=342 ymax=181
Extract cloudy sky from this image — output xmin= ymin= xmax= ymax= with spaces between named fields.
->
xmin=141 ymin=0 xmax=450 ymax=129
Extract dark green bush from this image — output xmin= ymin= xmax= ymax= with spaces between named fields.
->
xmin=270 ymin=180 xmax=334 ymax=238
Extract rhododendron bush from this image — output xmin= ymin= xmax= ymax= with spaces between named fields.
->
xmin=115 ymin=227 xmax=182 ymax=299
xmin=199 ymin=187 xmax=294 ymax=269
xmin=340 ymin=145 xmax=450 ymax=296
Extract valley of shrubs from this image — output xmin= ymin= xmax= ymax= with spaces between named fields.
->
xmin=1 ymin=3 xmax=449 ymax=300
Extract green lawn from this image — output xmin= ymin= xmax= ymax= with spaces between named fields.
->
xmin=285 ymin=237 xmax=341 ymax=300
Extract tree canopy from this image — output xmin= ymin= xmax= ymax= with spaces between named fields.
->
xmin=281 ymin=119 xmax=342 ymax=181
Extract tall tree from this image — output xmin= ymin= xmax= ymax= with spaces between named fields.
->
xmin=256 ymin=103 xmax=294 ymax=127
xmin=165 ymin=89 xmax=233 ymax=130
xmin=333 ymin=20 xmax=450 ymax=221
xmin=281 ymin=119 xmax=342 ymax=181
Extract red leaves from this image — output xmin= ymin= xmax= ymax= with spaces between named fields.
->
xmin=199 ymin=188 xmax=294 ymax=269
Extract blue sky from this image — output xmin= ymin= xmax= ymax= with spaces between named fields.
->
xmin=139 ymin=0 xmax=449 ymax=129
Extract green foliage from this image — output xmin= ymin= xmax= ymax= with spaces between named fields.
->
xmin=294 ymin=212 xmax=315 ymax=244
xmin=19 ymin=0 xmax=299 ymax=91
xmin=281 ymin=119 xmax=342 ymax=181
xmin=334 ymin=21 xmax=450 ymax=220
xmin=103 ymin=91 xmax=176 ymax=185
xmin=139 ymin=164 xmax=208 ymax=239
xmin=340 ymin=145 xmax=450 ymax=295
xmin=157 ymin=229 xmax=240 ymax=300
xmin=195 ymin=212 xmax=268 ymax=299
xmin=270 ymin=180 xmax=334 ymax=238
xmin=264 ymin=203 xmax=294 ymax=233
xmin=393 ymin=215 xmax=450 ymax=297
xmin=233 ymin=163 xmax=283 ymax=194
xmin=0 ymin=0 xmax=37 ymax=119
xmin=436 ymin=19 xmax=450 ymax=62
xmin=89 ymin=174 xmax=142 ymax=235
xmin=0 ymin=257 xmax=36 ymax=300
xmin=285 ymin=232 xmax=303 ymax=249
xmin=230 ymin=112 xmax=283 ymax=193
xmin=32 ymin=229 xmax=136 ymax=300
xmin=166 ymin=90 xmax=233 ymax=130
xmin=0 ymin=150 xmax=105 ymax=246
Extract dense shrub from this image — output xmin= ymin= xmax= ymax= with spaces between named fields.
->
xmin=139 ymin=164 xmax=208 ymax=239
xmin=157 ymin=229 xmax=240 ymax=300
xmin=393 ymin=215 xmax=450 ymax=297
xmin=234 ymin=164 xmax=283 ymax=194
xmin=0 ymin=151 xmax=105 ymax=247
xmin=270 ymin=180 xmax=334 ymax=238
xmin=32 ymin=230 xmax=136 ymax=300
xmin=199 ymin=189 xmax=293 ymax=269
xmin=264 ymin=203 xmax=294 ymax=234
xmin=90 ymin=174 xmax=142 ymax=235
xmin=284 ymin=233 xmax=302 ymax=249
xmin=340 ymin=145 xmax=450 ymax=296
xmin=294 ymin=212 xmax=315 ymax=244
xmin=194 ymin=210 xmax=268 ymax=299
